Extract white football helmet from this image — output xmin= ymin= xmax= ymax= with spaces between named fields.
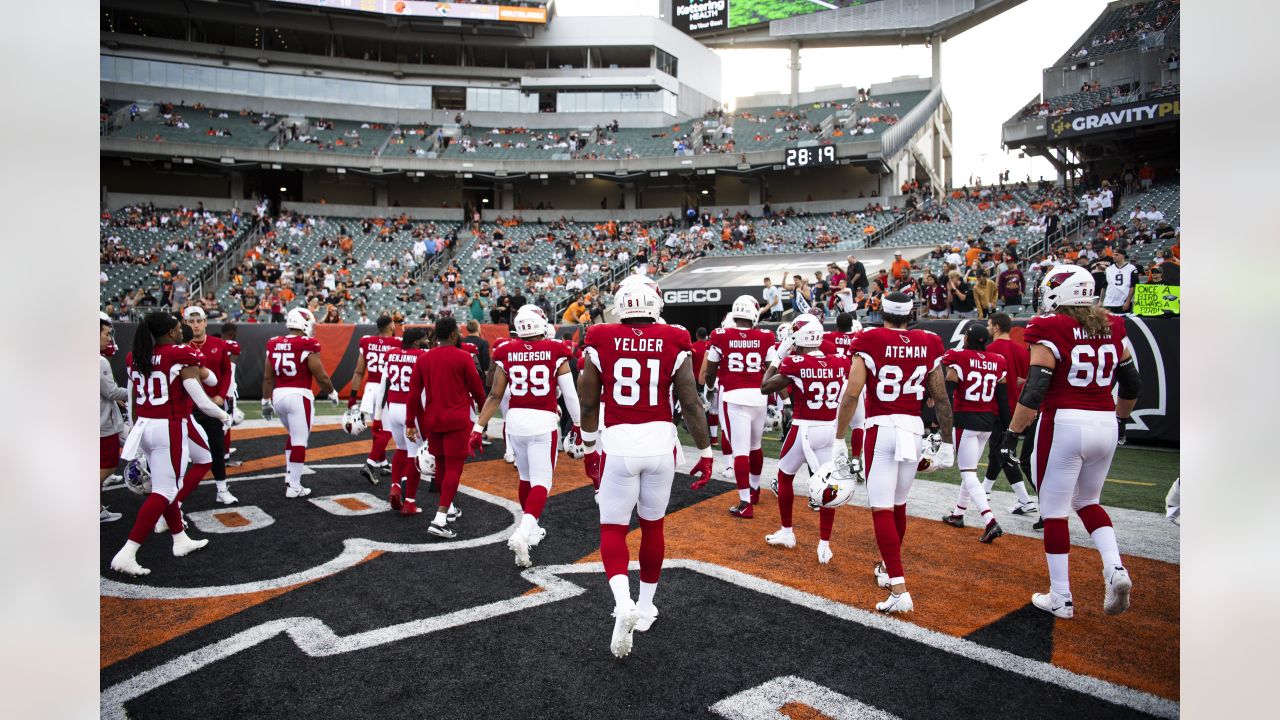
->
xmin=517 ymin=304 xmax=547 ymax=321
xmin=341 ymin=406 xmax=367 ymax=436
xmin=729 ymin=295 xmax=760 ymax=325
xmin=542 ymin=321 xmax=557 ymax=340
xmin=513 ymin=308 xmax=545 ymax=338
xmin=917 ymin=432 xmax=944 ymax=472
xmin=844 ymin=318 xmax=864 ymax=334
xmin=416 ymin=444 xmax=436 ymax=478
xmin=124 ymin=456 xmax=152 ymax=496
xmin=765 ymin=405 xmax=782 ymax=432
xmin=562 ymin=432 xmax=586 ymax=459
xmin=286 ymin=307 xmax=317 ymax=336
xmin=1040 ymin=264 xmax=1098 ymax=310
xmin=775 ymin=322 xmax=793 ymax=345
xmin=613 ymin=283 xmax=663 ymax=321
xmin=231 ymin=406 xmax=246 ymax=426
xmin=793 ymin=321 xmax=825 ymax=348
xmin=618 ymin=272 xmax=659 ymax=293
xmin=808 ymin=459 xmax=858 ymax=510
xmin=791 ymin=312 xmax=821 ymax=331
xmin=720 ymin=313 xmax=736 ymax=330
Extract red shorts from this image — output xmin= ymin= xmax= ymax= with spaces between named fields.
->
xmin=100 ymin=433 xmax=122 ymax=470
xmin=426 ymin=429 xmax=470 ymax=459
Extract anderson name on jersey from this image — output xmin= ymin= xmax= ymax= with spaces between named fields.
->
xmin=494 ymin=338 xmax=573 ymax=435
xmin=583 ymin=323 xmax=691 ymax=456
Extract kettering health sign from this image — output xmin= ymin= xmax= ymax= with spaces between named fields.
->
xmin=673 ymin=0 xmax=728 ymax=33
xmin=1048 ymin=96 xmax=1179 ymax=140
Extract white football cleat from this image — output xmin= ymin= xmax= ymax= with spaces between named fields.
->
xmin=635 ymin=604 xmax=659 ymax=633
xmin=216 ymin=488 xmax=239 ymax=505
xmin=817 ymin=542 xmax=834 ymax=565
xmin=447 ymin=505 xmax=463 ymax=523
xmin=873 ymin=561 xmax=891 ymax=588
xmin=610 ymin=602 xmax=640 ymax=658
xmin=285 ymin=485 xmax=311 ymax=499
xmin=109 ymin=548 xmax=150 ymax=576
xmin=172 ymin=533 xmax=209 ymax=557
xmin=765 ymin=527 xmax=796 ymax=548
xmin=507 ymin=530 xmax=532 ymax=568
xmin=876 ymin=591 xmax=914 ymax=614
xmin=503 ymin=448 xmax=516 ymax=464
xmin=100 ymin=507 xmax=122 ymax=523
xmin=154 ymin=516 xmax=169 ymax=534
xmin=1103 ymin=567 xmax=1132 ymax=616
xmin=528 ymin=526 xmax=547 ymax=547
xmin=1032 ymin=591 xmax=1075 ymax=619
xmin=719 ymin=465 xmax=735 ymax=480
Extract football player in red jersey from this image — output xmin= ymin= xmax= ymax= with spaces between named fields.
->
xmin=219 ymin=322 xmax=242 ymax=466
xmin=262 ymin=308 xmax=339 ymax=499
xmin=823 ymin=312 xmax=868 ymax=473
xmin=181 ymin=306 xmax=238 ymax=505
xmin=1005 ymin=265 xmax=1140 ymax=619
xmin=578 ymin=283 xmax=713 ymax=657
xmin=353 ymin=315 xmax=399 ymax=483
xmin=939 ymin=324 xmax=1009 ymax=542
xmin=702 ymin=295 xmax=775 ymax=517
xmin=407 ymin=317 xmax=487 ymax=539
xmin=472 ymin=307 xmax=581 ymax=567
xmin=823 ymin=312 xmax=862 ymax=359
xmin=982 ymin=312 xmax=1036 ymax=514
xmin=760 ymin=320 xmax=851 ymax=562
xmin=836 ymin=292 xmax=954 ymax=613
xmin=110 ymin=312 xmax=231 ymax=576
xmin=374 ymin=327 xmax=430 ymax=515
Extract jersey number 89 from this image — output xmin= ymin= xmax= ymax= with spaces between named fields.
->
xmin=508 ymin=365 xmax=552 ymax=397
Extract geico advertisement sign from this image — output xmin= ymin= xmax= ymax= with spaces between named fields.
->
xmin=663 ymin=289 xmax=722 ymax=304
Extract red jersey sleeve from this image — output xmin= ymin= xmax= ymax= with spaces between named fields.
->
xmin=1023 ymin=314 xmax=1064 ymax=362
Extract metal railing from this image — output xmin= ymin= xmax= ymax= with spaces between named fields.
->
xmin=879 ymin=86 xmax=943 ymax=164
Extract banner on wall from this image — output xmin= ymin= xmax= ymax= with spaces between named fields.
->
xmin=1132 ymin=284 xmax=1180 ymax=316
xmin=109 ymin=317 xmax=1178 ymax=443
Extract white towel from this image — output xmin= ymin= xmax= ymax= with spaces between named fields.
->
xmin=120 ymin=418 xmax=149 ymax=462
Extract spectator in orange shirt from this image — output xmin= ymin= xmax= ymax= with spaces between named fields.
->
xmin=890 ymin=251 xmax=911 ymax=280
xmin=964 ymin=245 xmax=982 ymax=268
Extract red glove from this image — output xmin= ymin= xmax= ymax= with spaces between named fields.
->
xmin=689 ymin=455 xmax=714 ymax=490
xmin=570 ymin=425 xmax=582 ymax=445
xmin=467 ymin=431 xmax=485 ymax=458
xmin=583 ymin=450 xmax=602 ymax=490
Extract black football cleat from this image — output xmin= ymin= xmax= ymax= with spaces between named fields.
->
xmin=941 ymin=514 xmax=965 ymax=528
xmin=361 ymin=463 xmax=379 ymax=485
xmin=979 ymin=521 xmax=1004 ymax=544
xmin=1032 ymin=517 xmax=1044 ymax=531
xmin=729 ymin=501 xmax=754 ymax=519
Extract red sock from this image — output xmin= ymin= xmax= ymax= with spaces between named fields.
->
xmin=174 ymin=462 xmax=211 ymax=505
xmin=519 ymin=480 xmax=531 ymax=506
xmin=437 ymin=457 xmax=462 ymax=510
xmin=776 ymin=472 xmax=795 ymax=527
xmin=403 ymin=452 xmax=422 ymax=501
xmin=1076 ymin=503 xmax=1112 ymax=534
xmin=819 ymin=507 xmax=835 ymax=541
xmin=733 ymin=455 xmax=750 ymax=491
xmin=369 ymin=421 xmax=392 ymax=463
xmin=849 ymin=428 xmax=865 ymax=457
xmin=162 ymin=501 xmax=185 ymax=534
xmin=749 ymin=448 xmax=764 ymax=477
xmin=720 ymin=432 xmax=732 ymax=456
xmin=600 ymin=523 xmax=630 ymax=579
xmin=872 ymin=509 xmax=904 ymax=579
xmin=524 ymin=485 xmax=549 ymax=519
xmin=127 ymin=494 xmax=170 ymax=544
xmin=894 ymin=503 xmax=907 ymax=542
xmin=1043 ymin=517 xmax=1071 ymax=554
xmin=638 ymin=517 xmax=664 ymax=583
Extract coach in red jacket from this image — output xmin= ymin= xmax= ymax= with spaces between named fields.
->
xmin=408 ymin=317 xmax=486 ymax=538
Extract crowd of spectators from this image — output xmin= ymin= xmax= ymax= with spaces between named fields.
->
xmin=1070 ymin=0 xmax=1178 ymax=59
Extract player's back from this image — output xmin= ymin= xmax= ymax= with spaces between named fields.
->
xmin=495 ymin=338 xmax=571 ymax=414
xmin=129 ymin=344 xmax=202 ymax=420
xmin=1024 ymin=312 xmax=1127 ymax=412
xmin=708 ymin=326 xmax=774 ymax=401
xmin=852 ymin=327 xmax=944 ymax=419
xmin=266 ymin=335 xmax=320 ymax=392
xmin=824 ymin=331 xmax=859 ymax=358
xmin=780 ymin=352 xmax=851 ymax=422
xmin=383 ymin=346 xmax=425 ymax=404
xmin=359 ymin=335 xmax=399 ymax=382
xmin=985 ymin=337 xmax=1029 ymax=411
xmin=584 ymin=322 xmax=691 ymax=456
xmin=942 ymin=348 xmax=1008 ymax=414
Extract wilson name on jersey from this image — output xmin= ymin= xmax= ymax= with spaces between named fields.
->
xmin=942 ymin=349 xmax=1008 ymax=414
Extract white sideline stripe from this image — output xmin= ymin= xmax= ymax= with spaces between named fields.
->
xmin=101 ymin=560 xmax=1178 ymax=720
xmin=683 ymin=445 xmax=1180 ymax=565
xmin=99 ymin=486 xmax=522 ymax=600
xmin=710 ymin=676 xmax=902 ymax=720
xmin=102 ymin=464 xmax=367 ymax=493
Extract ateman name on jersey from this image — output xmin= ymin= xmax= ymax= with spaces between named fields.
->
xmin=613 ymin=337 xmax=665 ymax=353
xmin=885 ymin=345 xmax=929 ymax=358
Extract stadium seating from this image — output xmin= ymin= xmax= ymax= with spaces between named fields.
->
xmin=1057 ymin=0 xmax=1179 ymax=65
xmin=108 ymin=104 xmax=279 ymax=149
xmin=281 ymin=118 xmax=394 ymax=156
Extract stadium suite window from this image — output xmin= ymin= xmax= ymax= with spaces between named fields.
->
xmin=656 ymin=48 xmax=678 ymax=79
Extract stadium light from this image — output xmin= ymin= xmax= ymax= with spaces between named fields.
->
xmin=279 ymin=187 xmax=287 ymax=192
xmin=700 ymin=189 xmax=709 ymax=195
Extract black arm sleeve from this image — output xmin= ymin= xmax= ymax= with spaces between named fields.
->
xmin=994 ymin=384 xmax=1011 ymax=427
xmin=1018 ymin=365 xmax=1054 ymax=410
xmin=1115 ymin=357 xmax=1141 ymax=401
xmin=945 ymin=380 xmax=957 ymax=404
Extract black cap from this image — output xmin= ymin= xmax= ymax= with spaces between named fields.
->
xmin=964 ymin=323 xmax=991 ymax=348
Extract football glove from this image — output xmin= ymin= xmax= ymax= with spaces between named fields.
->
xmin=1117 ymin=417 xmax=1128 ymax=446
xmin=931 ymin=442 xmax=954 ymax=470
xmin=773 ymin=337 xmax=795 ymax=364
xmin=1000 ymin=431 xmax=1020 ymax=467
xmin=689 ymin=454 xmax=715 ymax=490
xmin=261 ymin=399 xmax=275 ymax=421
xmin=583 ymin=450 xmax=602 ymax=490
xmin=467 ymin=430 xmax=486 ymax=458
xmin=326 ymin=390 xmax=340 ymax=406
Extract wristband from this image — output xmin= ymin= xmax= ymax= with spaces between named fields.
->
xmin=472 ymin=423 xmax=485 ymax=434
xmin=700 ymin=447 xmax=713 ymax=459
xmin=580 ymin=429 xmax=598 ymax=442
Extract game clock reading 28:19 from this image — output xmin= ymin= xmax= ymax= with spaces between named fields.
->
xmin=784 ymin=145 xmax=837 ymax=168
